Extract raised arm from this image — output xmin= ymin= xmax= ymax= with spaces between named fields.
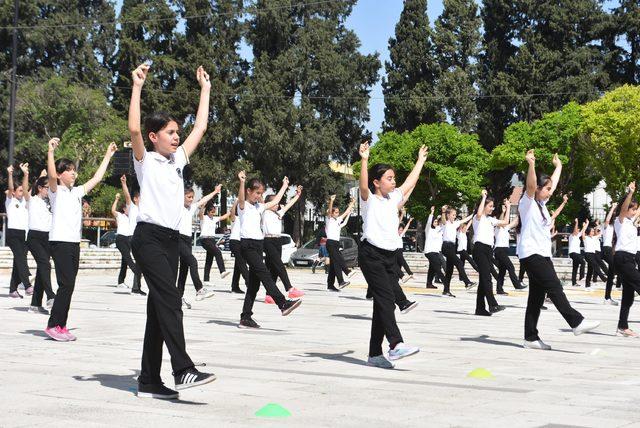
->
xmin=549 ymin=153 xmax=562 ymax=195
xmin=398 ymin=186 xmax=415 ymax=209
xmin=572 ymin=218 xmax=579 ymax=235
xmin=605 ymin=201 xmax=618 ymax=226
xmin=19 ymin=163 xmax=30 ymax=201
xmin=83 ymin=143 xmax=117 ymax=194
xmin=237 ymin=171 xmax=246 ymax=210
xmin=460 ymin=214 xmax=473 ymax=224
xmin=111 ymin=194 xmax=120 ymax=218
xmin=327 ymin=194 xmax=335 ymax=216
xmin=551 ymin=194 xmax=569 ymax=220
xmin=128 ymin=64 xmax=149 ymax=162
xmin=398 ymin=145 xmax=428 ymax=196
xmin=619 ymin=181 xmax=636 ymax=220
xmin=196 ymin=184 xmax=222 ymax=209
xmin=6 ymin=165 xmax=14 ymax=198
xmin=47 ymin=138 xmax=60 ymax=193
xmin=525 ymin=149 xmax=537 ymax=198
xmin=476 ymin=189 xmax=487 ymax=220
xmin=581 ymin=220 xmax=590 ymax=239
xmin=425 ymin=206 xmax=435 ymax=238
xmin=440 ymin=205 xmax=448 ymax=224
xmin=120 ymin=175 xmax=132 ymax=207
xmin=229 ymin=198 xmax=239 ymax=222
xmin=338 ymin=198 xmax=355 ymax=221
xmin=280 ymin=185 xmax=303 ymax=216
xmin=358 ymin=142 xmax=370 ymax=201
xmin=181 ymin=66 xmax=211 ymax=158
xmin=264 ymin=177 xmax=289 ymax=210
xmin=400 ymin=217 xmax=414 ymax=235
xmin=508 ymin=215 xmax=519 ymax=229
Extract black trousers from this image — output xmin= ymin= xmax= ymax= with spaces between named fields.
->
xmin=425 ymin=252 xmax=449 ymax=291
xmin=443 ymin=241 xmax=471 ymax=286
xmin=7 ymin=228 xmax=31 ymax=292
xmin=458 ymin=250 xmax=478 ymax=273
xmin=585 ymin=253 xmax=607 ymax=286
xmin=177 ymin=235 xmax=203 ymax=296
xmin=264 ymin=237 xmax=293 ymax=291
xmin=472 ymin=242 xmax=498 ymax=312
xmin=494 ymin=247 xmax=520 ymax=290
xmin=201 ymin=237 xmax=226 ymax=282
xmin=602 ymin=246 xmax=620 ymax=299
xmin=520 ymin=254 xmax=584 ymax=341
xmin=240 ymin=239 xmax=287 ymax=319
xmin=47 ymin=242 xmax=80 ymax=328
xmin=132 ymin=222 xmax=194 ymax=384
xmin=359 ymin=241 xmax=404 ymax=357
xmin=229 ymin=239 xmax=248 ymax=290
xmin=615 ymin=251 xmax=640 ymax=329
xmin=326 ymin=239 xmax=350 ymax=287
xmin=595 ymin=251 xmax=609 ymax=278
xmin=396 ymin=249 xmax=413 ymax=277
xmin=116 ymin=235 xmax=141 ymax=290
xmin=569 ymin=253 xmax=586 ymax=284
xmin=27 ymin=230 xmax=55 ymax=306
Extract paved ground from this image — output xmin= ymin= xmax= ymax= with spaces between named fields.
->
xmin=1 ymin=269 xmax=640 ymax=428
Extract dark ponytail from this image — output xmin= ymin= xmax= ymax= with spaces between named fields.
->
xmin=368 ymin=163 xmax=394 ymax=193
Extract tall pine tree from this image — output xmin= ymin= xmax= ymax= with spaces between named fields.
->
xmin=614 ymin=0 xmax=640 ymax=84
xmin=383 ymin=0 xmax=443 ymax=133
xmin=433 ymin=0 xmax=481 ymax=133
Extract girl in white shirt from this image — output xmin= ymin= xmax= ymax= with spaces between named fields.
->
xmin=119 ymin=174 xmax=144 ymax=295
xmin=111 ymin=192 xmax=142 ymax=293
xmin=237 ymin=171 xmax=302 ymax=329
xmin=456 ymin=219 xmax=479 ymax=275
xmin=45 ymin=138 xmax=116 ymax=342
xmin=5 ymin=164 xmax=32 ymax=298
xmin=198 ymin=187 xmax=231 ymax=284
xmin=325 ymin=195 xmax=356 ymax=290
xmin=20 ymin=164 xmax=54 ymax=312
xmin=441 ymin=206 xmax=475 ymax=290
xmin=602 ymin=203 xmax=619 ymax=296
xmin=518 ymin=150 xmax=598 ymax=350
xmin=568 ymin=218 xmax=587 ymax=287
xmin=424 ymin=206 xmax=450 ymax=295
xmin=128 ymin=64 xmax=215 ymax=396
xmin=493 ymin=200 xmax=524 ymax=295
xmin=262 ymin=185 xmax=303 ymax=299
xmin=358 ymin=142 xmax=426 ymax=369
xmin=227 ymin=199 xmax=247 ymax=293
xmin=582 ymin=224 xmax=608 ymax=288
xmin=613 ymin=182 xmax=640 ymax=337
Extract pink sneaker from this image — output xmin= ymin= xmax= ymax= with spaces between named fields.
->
xmin=61 ymin=327 xmax=77 ymax=341
xmin=9 ymin=291 xmax=23 ymax=299
xmin=44 ymin=326 xmax=69 ymax=342
xmin=264 ymin=295 xmax=275 ymax=304
xmin=25 ymin=286 xmax=34 ymax=295
xmin=288 ymin=288 xmax=305 ymax=298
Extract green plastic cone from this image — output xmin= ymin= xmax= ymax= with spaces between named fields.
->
xmin=255 ymin=403 xmax=292 ymax=418
xmin=467 ymin=368 xmax=494 ymax=379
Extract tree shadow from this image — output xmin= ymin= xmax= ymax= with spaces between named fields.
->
xmin=331 ymin=313 xmax=370 ymax=321
xmin=11 ymin=307 xmax=30 ymax=312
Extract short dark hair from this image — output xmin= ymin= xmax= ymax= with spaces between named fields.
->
xmin=55 ymin=158 xmax=76 ymax=175
xmin=32 ymin=176 xmax=48 ymax=196
xmin=143 ymin=112 xmax=178 ymax=143
xmin=368 ymin=163 xmax=394 ymax=193
xmin=246 ymin=178 xmax=264 ymax=192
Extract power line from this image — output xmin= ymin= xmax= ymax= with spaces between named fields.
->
xmin=0 ymin=0 xmax=345 ymax=31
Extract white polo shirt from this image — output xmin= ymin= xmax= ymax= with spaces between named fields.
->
xmin=568 ymin=234 xmax=581 ymax=255
xmin=27 ymin=196 xmax=51 ymax=233
xmin=201 ymin=215 xmax=220 ymax=237
xmin=516 ymin=193 xmax=552 ymax=259
xmin=360 ymin=189 xmax=403 ymax=251
xmin=494 ymin=226 xmax=511 ymax=248
xmin=457 ymin=231 xmax=468 ymax=252
xmin=636 ymin=233 xmax=640 ymax=253
xmin=116 ymin=212 xmax=130 ymax=236
xmin=443 ymin=220 xmax=461 ymax=243
xmin=615 ymin=217 xmax=637 ymax=254
xmin=5 ymin=196 xmax=28 ymax=231
xmin=262 ymin=209 xmax=285 ymax=236
xmin=48 ymin=185 xmax=85 ymax=243
xmin=473 ymin=215 xmax=499 ymax=246
xmin=602 ymin=225 xmax=614 ymax=247
xmin=178 ymin=204 xmax=198 ymax=237
xmin=127 ymin=203 xmax=139 ymax=235
xmin=239 ymin=202 xmax=266 ymax=240
xmin=134 ymin=147 xmax=188 ymax=230
xmin=584 ymin=236 xmax=599 ymax=253
xmin=325 ymin=216 xmax=342 ymax=241
xmin=230 ymin=218 xmax=241 ymax=241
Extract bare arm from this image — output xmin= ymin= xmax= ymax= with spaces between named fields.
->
xmin=120 ymin=175 xmax=132 ymax=207
xmin=525 ymin=149 xmax=537 ymax=198
xmin=358 ymin=142 xmax=370 ymax=201
xmin=476 ymin=190 xmax=487 ymax=220
xmin=181 ymin=66 xmax=211 ymax=158
xmin=338 ymin=198 xmax=355 ymax=221
xmin=280 ymin=185 xmax=302 ymax=216
xmin=237 ymin=171 xmax=246 ymax=210
xmin=327 ymin=194 xmax=335 ymax=216
xmin=549 ymin=153 xmax=562 ymax=195
xmin=196 ymin=184 xmax=222 ymax=209
xmin=572 ymin=218 xmax=579 ymax=235
xmin=6 ymin=165 xmax=14 ymax=198
xmin=264 ymin=177 xmax=290 ymax=210
xmin=111 ymin=194 xmax=121 ymax=218
xmin=605 ymin=201 xmax=618 ymax=226
xmin=229 ymin=198 xmax=239 ymax=222
xmin=83 ymin=143 xmax=117 ymax=194
xmin=581 ymin=220 xmax=590 ymax=239
xmin=400 ymin=217 xmax=413 ymax=235
xmin=551 ymin=194 xmax=568 ymax=220
xmin=128 ymin=64 xmax=149 ymax=162
xmin=19 ymin=163 xmax=30 ymax=201
xmin=398 ymin=145 xmax=428 ymax=196
xmin=619 ymin=181 xmax=636 ymax=220
xmin=440 ymin=206 xmax=447 ymax=225
xmin=47 ymin=138 xmax=60 ymax=193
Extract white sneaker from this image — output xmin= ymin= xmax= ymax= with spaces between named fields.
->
xmin=28 ymin=306 xmax=49 ymax=314
xmin=604 ymin=298 xmax=619 ymax=306
xmin=523 ymin=339 xmax=552 ymax=350
xmin=388 ymin=343 xmax=420 ymax=361
xmin=46 ymin=299 xmax=54 ymax=309
xmin=116 ymin=283 xmax=129 ymax=289
xmin=182 ymin=298 xmax=192 ymax=310
xmin=401 ymin=274 xmax=413 ymax=284
xmin=221 ymin=271 xmax=230 ymax=279
xmin=367 ymin=355 xmax=395 ymax=369
xmin=195 ymin=287 xmax=215 ymax=301
xmin=573 ymin=320 xmax=600 ymax=336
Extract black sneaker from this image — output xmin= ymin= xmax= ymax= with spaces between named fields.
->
xmin=338 ymin=281 xmax=350 ymax=289
xmin=426 ymin=284 xmax=438 ymax=289
xmin=174 ymin=368 xmax=216 ymax=391
xmin=399 ymin=301 xmax=418 ymax=314
xmin=239 ymin=317 xmax=261 ymax=329
xmin=442 ymin=291 xmax=456 ymax=298
xmin=465 ymin=282 xmax=477 ymax=289
xmin=475 ymin=309 xmax=492 ymax=316
xmin=137 ymin=382 xmax=179 ymax=399
xmin=281 ymin=299 xmax=302 ymax=316
xmin=514 ymin=282 xmax=527 ymax=290
xmin=540 ymin=305 xmax=548 ymax=310
xmin=496 ymin=289 xmax=509 ymax=295
xmin=131 ymin=289 xmax=147 ymax=296
xmin=231 ymin=288 xmax=245 ymax=294
xmin=328 ymin=286 xmax=341 ymax=292
xmin=489 ymin=305 xmax=506 ymax=313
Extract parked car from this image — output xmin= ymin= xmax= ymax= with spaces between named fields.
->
xmin=99 ymin=230 xmax=117 ymax=248
xmin=290 ymin=236 xmax=358 ymax=268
